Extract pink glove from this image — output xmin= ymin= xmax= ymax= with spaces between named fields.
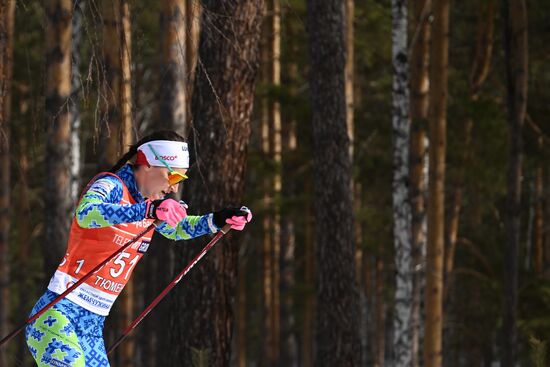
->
xmin=213 ymin=206 xmax=252 ymax=231
xmin=226 ymin=211 xmax=253 ymax=231
xmin=146 ymin=199 xmax=187 ymax=227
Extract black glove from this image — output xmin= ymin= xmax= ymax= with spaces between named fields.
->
xmin=212 ymin=206 xmax=251 ymax=229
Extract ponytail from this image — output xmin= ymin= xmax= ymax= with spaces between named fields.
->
xmin=109 ymin=143 xmax=139 ymax=173
xmin=109 ymin=130 xmax=186 ymax=173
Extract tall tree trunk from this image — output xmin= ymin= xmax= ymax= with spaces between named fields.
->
xmin=261 ymin=2 xmax=282 ymax=362
xmin=15 ymin=138 xmax=31 ymax=365
xmin=146 ymin=1 xmax=189 ymax=365
xmin=159 ymin=0 xmax=187 ymax=133
xmin=236 ymin=256 xmax=247 ymax=367
xmin=392 ymin=1 xmax=413 ymax=366
xmin=170 ymin=1 xmax=263 ymax=365
xmin=409 ymin=1 xmax=430 ymax=365
xmin=100 ymin=1 xmax=134 ymax=364
xmin=545 ymin=172 xmax=550 ymax=277
xmin=345 ymin=0 xmax=354 ymax=158
xmin=501 ymin=0 xmax=528 ymax=366
xmin=44 ymin=0 xmax=72 ymax=277
xmin=99 ymin=0 xmax=133 ymax=170
xmin=269 ymin=0 xmax=282 ymax=364
xmin=121 ymin=3 xmax=134 ymax=365
xmin=445 ymin=0 xmax=494 ymax=300
xmin=281 ymin=8 xmax=299 ymax=367
xmin=424 ymin=0 xmax=449 ymax=366
xmin=307 ymin=0 xmax=361 ymax=365
xmin=534 ymin=152 xmax=543 ymax=274
xmin=0 ymin=1 xmax=14 ymax=365
xmin=70 ymin=0 xmax=84 ymax=204
xmin=302 ymin=216 xmax=314 ymax=367
xmin=373 ymin=254 xmax=385 ymax=367
xmin=184 ymin=0 xmax=200 ymax=107
xmin=260 ymin=13 xmax=275 ymax=363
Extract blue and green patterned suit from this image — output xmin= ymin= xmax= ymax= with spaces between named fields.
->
xmin=26 ymin=164 xmax=219 ymax=366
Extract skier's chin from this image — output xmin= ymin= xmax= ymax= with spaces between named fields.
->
xmin=148 ymin=192 xmax=165 ymax=201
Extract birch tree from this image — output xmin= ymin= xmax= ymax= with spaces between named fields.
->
xmin=69 ymin=0 xmax=84 ymax=204
xmin=409 ymin=1 xmax=430 ymax=363
xmin=391 ymin=0 xmax=413 ymax=365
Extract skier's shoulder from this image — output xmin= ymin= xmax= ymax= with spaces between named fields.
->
xmin=86 ymin=172 xmax=124 ymax=201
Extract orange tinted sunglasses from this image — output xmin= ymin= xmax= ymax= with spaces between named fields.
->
xmin=147 ymin=145 xmax=188 ymax=186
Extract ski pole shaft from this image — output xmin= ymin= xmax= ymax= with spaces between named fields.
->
xmin=0 ymin=220 xmax=159 ymax=348
xmin=107 ymin=223 xmax=232 ymax=355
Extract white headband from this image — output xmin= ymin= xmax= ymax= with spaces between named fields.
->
xmin=137 ymin=140 xmax=189 ymax=169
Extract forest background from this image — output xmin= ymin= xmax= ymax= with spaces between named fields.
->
xmin=0 ymin=0 xmax=548 ymax=366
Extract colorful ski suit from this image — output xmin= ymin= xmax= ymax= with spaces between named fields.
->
xmin=26 ymin=164 xmax=219 ymax=366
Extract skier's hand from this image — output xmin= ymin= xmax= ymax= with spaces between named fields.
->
xmin=213 ymin=206 xmax=252 ymax=231
xmin=146 ymin=198 xmax=187 ymax=227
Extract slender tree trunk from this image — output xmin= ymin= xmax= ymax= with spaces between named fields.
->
xmin=148 ymin=1 xmax=189 ymax=365
xmin=363 ymin=245 xmax=374 ymax=366
xmin=15 ymin=138 xmax=31 ymax=365
xmin=307 ymin=0 xmax=361 ymax=365
xmin=44 ymin=0 xmax=72 ymax=277
xmin=120 ymin=3 xmax=134 ymax=365
xmin=281 ymin=163 xmax=298 ymax=366
xmin=70 ymin=0 xmax=84 ymax=205
xmin=424 ymin=0 xmax=449 ymax=366
xmin=237 ymin=257 xmax=247 ymax=367
xmin=545 ymin=172 xmax=550 ymax=277
xmin=185 ymin=0 xmax=200 ymax=107
xmin=445 ymin=0 xmax=494 ymax=300
xmin=501 ymin=0 xmax=528 ymax=366
xmin=170 ymin=1 xmax=263 ymax=365
xmin=373 ymin=254 xmax=385 ymax=367
xmin=159 ymin=0 xmax=187 ymax=133
xmin=391 ymin=1 xmax=413 ymax=365
xmin=281 ymin=8 xmax=299 ymax=367
xmin=260 ymin=13 xmax=275 ymax=363
xmin=345 ymin=0 xmax=354 ymax=158
xmin=99 ymin=0 xmax=133 ymax=169
xmin=409 ymin=1 xmax=430 ymax=365
xmin=534 ymin=155 xmax=543 ymax=274
xmin=0 ymin=1 xmax=14 ymax=365
xmin=302 ymin=216 xmax=314 ymax=367
xmin=261 ymin=2 xmax=283 ymax=362
xmin=100 ymin=1 xmax=134 ymax=363
xmin=119 ymin=1 xmax=132 ymax=151
xmin=344 ymin=3 xmax=368 ymax=364
xmin=270 ymin=0 xmax=282 ymax=363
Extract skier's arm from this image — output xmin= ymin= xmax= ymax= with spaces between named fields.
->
xmin=154 ymin=206 xmax=253 ymax=241
xmin=75 ymin=176 xmax=148 ymax=228
xmin=154 ymin=214 xmax=218 ymax=241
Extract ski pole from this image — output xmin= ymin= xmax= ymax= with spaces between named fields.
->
xmin=0 ymin=220 xmax=160 ymax=348
xmin=107 ymin=223 xmax=233 ymax=354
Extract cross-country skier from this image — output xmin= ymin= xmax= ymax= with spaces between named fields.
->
xmin=25 ymin=130 xmax=252 ymax=366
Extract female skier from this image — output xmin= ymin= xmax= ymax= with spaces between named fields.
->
xmin=25 ymin=130 xmax=252 ymax=366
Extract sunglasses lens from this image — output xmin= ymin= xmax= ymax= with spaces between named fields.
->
xmin=168 ymin=172 xmax=188 ymax=186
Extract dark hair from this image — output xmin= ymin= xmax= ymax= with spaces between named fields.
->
xmin=109 ymin=130 xmax=186 ymax=173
